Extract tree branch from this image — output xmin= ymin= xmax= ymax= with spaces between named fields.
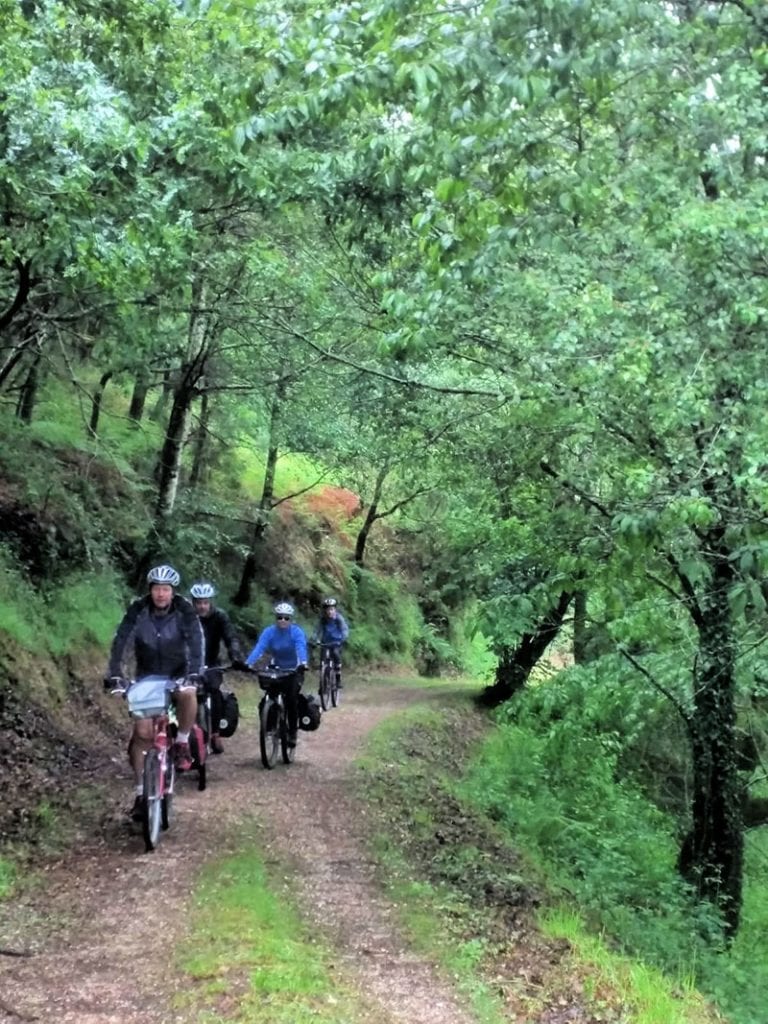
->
xmin=618 ymin=645 xmax=692 ymax=728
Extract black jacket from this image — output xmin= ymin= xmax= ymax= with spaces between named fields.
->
xmin=108 ymin=594 xmax=204 ymax=680
xmin=199 ymin=607 xmax=242 ymax=667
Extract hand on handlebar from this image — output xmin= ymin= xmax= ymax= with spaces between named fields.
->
xmin=186 ymin=672 xmax=204 ymax=693
xmin=229 ymin=658 xmax=250 ymax=672
xmin=103 ymin=675 xmax=127 ymax=694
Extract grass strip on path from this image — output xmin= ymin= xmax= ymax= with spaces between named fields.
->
xmin=177 ymin=821 xmax=389 ymax=1024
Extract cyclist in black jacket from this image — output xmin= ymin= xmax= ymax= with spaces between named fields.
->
xmin=105 ymin=564 xmax=204 ymax=819
xmin=190 ymin=581 xmax=244 ymax=753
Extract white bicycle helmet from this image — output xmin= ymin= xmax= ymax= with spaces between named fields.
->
xmin=147 ymin=564 xmax=180 ymax=588
xmin=322 ymin=597 xmax=337 ymax=607
xmin=274 ymin=601 xmax=295 ymax=617
xmin=190 ymin=581 xmax=216 ymax=599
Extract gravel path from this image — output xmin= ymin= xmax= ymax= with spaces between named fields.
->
xmin=0 ymin=680 xmax=479 ymax=1024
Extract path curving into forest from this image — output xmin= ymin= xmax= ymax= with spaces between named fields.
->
xmin=0 ymin=680 xmax=481 ymax=1024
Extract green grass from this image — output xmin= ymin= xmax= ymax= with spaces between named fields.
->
xmin=355 ymin=699 xmax=724 ymax=1024
xmin=540 ymin=907 xmax=716 ymax=1024
xmin=0 ymin=856 xmax=17 ymax=900
xmin=460 ymin=673 xmax=768 ymax=1024
xmin=178 ymin=824 xmax=388 ymax=1024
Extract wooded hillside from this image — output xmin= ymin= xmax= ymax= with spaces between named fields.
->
xmin=3 ymin=2 xmax=768 ymax=1019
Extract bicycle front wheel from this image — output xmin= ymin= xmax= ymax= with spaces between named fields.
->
xmin=259 ymin=697 xmax=280 ymax=769
xmin=319 ymin=664 xmax=332 ymax=711
xmin=281 ymin=713 xmax=296 ymax=764
xmin=331 ymin=672 xmax=341 ymax=708
xmin=142 ymin=749 xmax=163 ymax=851
xmin=161 ymin=758 xmax=175 ymax=831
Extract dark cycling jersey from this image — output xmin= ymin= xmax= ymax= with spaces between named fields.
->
xmin=199 ymin=607 xmax=242 ymax=667
xmin=108 ymin=594 xmax=204 ymax=679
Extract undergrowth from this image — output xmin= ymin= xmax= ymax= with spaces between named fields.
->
xmin=356 ymin=693 xmax=722 ymax=1024
xmin=461 ymin=664 xmax=768 ymax=1024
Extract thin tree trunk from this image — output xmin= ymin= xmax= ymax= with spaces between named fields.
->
xmin=233 ymin=386 xmax=284 ymax=606
xmin=572 ymin=590 xmax=588 ymax=664
xmin=678 ymin=523 xmax=743 ymax=937
xmin=128 ymin=369 xmax=150 ymax=422
xmin=154 ymin=278 xmax=209 ymax=520
xmin=15 ymin=348 xmax=42 ymax=423
xmin=354 ymin=464 xmax=388 ymax=567
xmin=154 ymin=387 xmax=195 ymax=518
xmin=89 ymin=370 xmax=113 ymax=436
xmin=189 ymin=389 xmax=210 ymax=488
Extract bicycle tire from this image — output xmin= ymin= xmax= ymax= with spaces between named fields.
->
xmin=161 ymin=759 xmax=175 ymax=831
xmin=142 ymin=749 xmax=163 ymax=851
xmin=281 ymin=712 xmax=296 ymax=764
xmin=331 ymin=672 xmax=341 ymax=708
xmin=319 ymin=663 xmax=333 ymax=711
xmin=259 ymin=697 xmax=280 ymax=769
xmin=189 ymin=729 xmax=207 ymax=791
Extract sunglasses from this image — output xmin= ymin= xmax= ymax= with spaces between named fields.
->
xmin=275 ymin=615 xmax=292 ymax=621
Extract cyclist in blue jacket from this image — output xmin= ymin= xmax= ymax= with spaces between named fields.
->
xmin=311 ymin=597 xmax=349 ymax=689
xmin=245 ymin=602 xmax=308 ymax=745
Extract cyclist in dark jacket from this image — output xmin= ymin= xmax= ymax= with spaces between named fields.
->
xmin=311 ymin=597 xmax=349 ymax=688
xmin=105 ymin=564 xmax=203 ymax=819
xmin=190 ymin=581 xmax=244 ymax=753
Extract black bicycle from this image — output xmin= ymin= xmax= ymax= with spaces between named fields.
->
xmin=316 ymin=642 xmax=341 ymax=710
xmin=256 ymin=667 xmax=298 ymax=769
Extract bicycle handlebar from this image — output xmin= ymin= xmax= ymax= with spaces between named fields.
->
xmin=107 ymin=675 xmax=191 ymax=696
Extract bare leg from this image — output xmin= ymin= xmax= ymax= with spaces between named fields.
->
xmin=174 ymin=688 xmax=197 ymax=733
xmin=128 ymin=721 xmax=154 ymax=785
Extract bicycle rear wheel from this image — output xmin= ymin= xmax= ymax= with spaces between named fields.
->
xmin=259 ymin=697 xmax=280 ymax=768
xmin=142 ymin=749 xmax=163 ymax=851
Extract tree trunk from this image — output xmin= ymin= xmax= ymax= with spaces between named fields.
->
xmin=189 ymin=389 xmax=210 ymax=488
xmin=128 ymin=369 xmax=150 ymax=422
xmin=154 ymin=279 xmax=209 ymax=520
xmin=15 ymin=348 xmax=42 ymax=423
xmin=572 ymin=590 xmax=588 ymax=664
xmin=89 ymin=370 xmax=113 ymax=436
xmin=233 ymin=386 xmax=283 ymax=606
xmin=678 ymin=524 xmax=743 ymax=937
xmin=480 ymin=591 xmax=573 ymax=707
xmin=154 ymin=386 xmax=195 ymax=519
xmin=354 ymin=464 xmax=388 ymax=567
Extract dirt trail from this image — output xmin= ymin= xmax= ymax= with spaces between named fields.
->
xmin=0 ymin=681 xmax=479 ymax=1024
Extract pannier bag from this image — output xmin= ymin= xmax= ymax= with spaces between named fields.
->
xmin=298 ymin=691 xmax=321 ymax=731
xmin=217 ymin=689 xmax=240 ymax=738
xmin=127 ymin=676 xmax=172 ymax=719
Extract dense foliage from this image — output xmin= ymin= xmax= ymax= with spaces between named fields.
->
xmin=3 ymin=0 xmax=768 ymax=1015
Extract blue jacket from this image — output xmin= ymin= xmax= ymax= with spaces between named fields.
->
xmin=312 ymin=612 xmax=349 ymax=646
xmin=245 ymin=623 xmax=308 ymax=671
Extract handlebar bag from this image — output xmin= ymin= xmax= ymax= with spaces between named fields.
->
xmin=127 ymin=675 xmax=172 ymax=719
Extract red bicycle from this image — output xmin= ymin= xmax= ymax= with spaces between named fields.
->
xmin=120 ymin=676 xmax=206 ymax=851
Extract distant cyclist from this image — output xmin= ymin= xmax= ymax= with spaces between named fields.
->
xmin=189 ymin=580 xmax=245 ymax=754
xmin=244 ymin=602 xmax=308 ymax=747
xmin=312 ymin=597 xmax=349 ymax=689
xmin=104 ymin=565 xmax=204 ymax=820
